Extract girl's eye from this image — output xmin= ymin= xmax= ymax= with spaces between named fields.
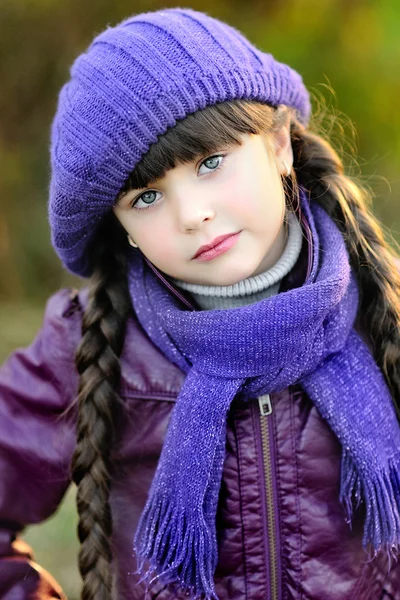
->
xmin=131 ymin=153 xmax=225 ymax=209
xmin=198 ymin=154 xmax=224 ymax=175
xmin=132 ymin=190 xmax=161 ymax=209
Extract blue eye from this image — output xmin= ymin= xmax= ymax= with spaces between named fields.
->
xmin=131 ymin=153 xmax=225 ymax=210
xmin=198 ymin=154 xmax=224 ymax=174
xmin=133 ymin=190 xmax=160 ymax=209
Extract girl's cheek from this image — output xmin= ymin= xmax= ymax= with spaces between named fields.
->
xmin=219 ymin=181 xmax=248 ymax=212
xmin=139 ymin=223 xmax=176 ymax=259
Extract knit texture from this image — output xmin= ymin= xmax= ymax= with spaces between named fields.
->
xmin=172 ymin=211 xmax=303 ymax=310
xmin=48 ymin=8 xmax=310 ymax=276
xmin=127 ymin=191 xmax=400 ymax=599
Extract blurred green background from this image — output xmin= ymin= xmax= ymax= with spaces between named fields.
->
xmin=1 ymin=0 xmax=399 ymax=598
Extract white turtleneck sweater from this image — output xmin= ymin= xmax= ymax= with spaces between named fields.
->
xmin=172 ymin=212 xmax=303 ymax=311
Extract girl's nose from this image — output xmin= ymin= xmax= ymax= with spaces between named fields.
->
xmin=174 ymin=190 xmax=216 ymax=233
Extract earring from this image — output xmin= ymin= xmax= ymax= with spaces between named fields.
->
xmin=283 ymin=160 xmax=291 ymax=177
xmin=127 ymin=234 xmax=138 ymax=249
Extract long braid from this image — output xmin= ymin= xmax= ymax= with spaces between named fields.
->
xmin=291 ymin=119 xmax=400 ymax=415
xmin=71 ymin=214 xmax=131 ymax=599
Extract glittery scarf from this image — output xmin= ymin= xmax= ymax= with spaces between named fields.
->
xmin=127 ymin=193 xmax=400 ymax=599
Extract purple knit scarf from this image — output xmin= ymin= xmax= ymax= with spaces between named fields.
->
xmin=127 ymin=194 xmax=400 ymax=599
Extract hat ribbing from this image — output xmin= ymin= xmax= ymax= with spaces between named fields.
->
xmin=49 ymin=8 xmax=311 ymax=276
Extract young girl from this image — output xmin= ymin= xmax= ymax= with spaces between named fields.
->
xmin=1 ymin=7 xmax=400 ymax=600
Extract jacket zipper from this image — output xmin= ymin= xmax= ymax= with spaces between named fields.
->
xmin=256 ymin=394 xmax=281 ymax=600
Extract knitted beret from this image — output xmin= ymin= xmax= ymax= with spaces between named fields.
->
xmin=49 ymin=7 xmax=311 ymax=277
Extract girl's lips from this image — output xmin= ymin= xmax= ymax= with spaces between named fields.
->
xmin=193 ymin=231 xmax=241 ymax=261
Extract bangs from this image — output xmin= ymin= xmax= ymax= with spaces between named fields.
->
xmin=121 ymin=100 xmax=275 ymax=192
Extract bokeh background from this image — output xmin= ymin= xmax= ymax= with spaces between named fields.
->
xmin=1 ymin=0 xmax=399 ymax=597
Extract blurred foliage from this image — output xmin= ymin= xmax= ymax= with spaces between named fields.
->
xmin=1 ymin=0 xmax=399 ymax=597
xmin=24 ymin=487 xmax=80 ymax=600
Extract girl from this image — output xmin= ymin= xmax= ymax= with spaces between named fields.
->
xmin=1 ymin=7 xmax=400 ymax=600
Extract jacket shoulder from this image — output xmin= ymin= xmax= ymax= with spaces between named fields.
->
xmin=40 ymin=287 xmax=84 ymax=356
xmin=0 ymin=288 xmax=84 ymax=412
xmin=52 ymin=287 xmax=185 ymax=398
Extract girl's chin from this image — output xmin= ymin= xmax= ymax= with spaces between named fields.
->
xmin=183 ymin=264 xmax=261 ymax=287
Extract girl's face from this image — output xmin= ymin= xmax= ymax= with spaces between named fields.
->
xmin=113 ymin=127 xmax=293 ymax=286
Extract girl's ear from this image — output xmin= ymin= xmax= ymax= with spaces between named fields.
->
xmin=263 ymin=107 xmax=293 ymax=176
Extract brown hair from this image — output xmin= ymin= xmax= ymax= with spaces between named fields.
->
xmin=72 ymin=99 xmax=400 ymax=598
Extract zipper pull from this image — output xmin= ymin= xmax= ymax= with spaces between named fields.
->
xmin=258 ymin=394 xmax=272 ymax=416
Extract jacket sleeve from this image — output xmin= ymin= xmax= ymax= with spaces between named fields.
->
xmin=0 ymin=288 xmax=83 ymax=599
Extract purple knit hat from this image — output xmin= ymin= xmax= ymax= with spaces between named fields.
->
xmin=49 ymin=7 xmax=311 ymax=277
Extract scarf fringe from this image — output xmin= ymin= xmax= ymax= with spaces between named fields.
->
xmin=341 ymin=451 xmax=400 ymax=554
xmin=134 ymin=494 xmax=219 ymax=600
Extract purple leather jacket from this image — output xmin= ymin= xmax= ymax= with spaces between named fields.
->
xmin=1 ymin=267 xmax=400 ymax=599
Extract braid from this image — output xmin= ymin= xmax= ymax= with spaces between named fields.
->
xmin=71 ymin=214 xmax=131 ymax=599
xmin=291 ymin=119 xmax=400 ymax=416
